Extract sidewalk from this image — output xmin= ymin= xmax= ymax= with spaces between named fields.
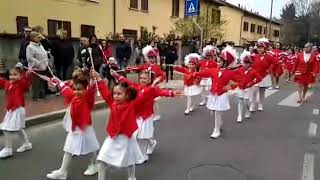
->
xmin=0 ymin=77 xmax=183 ymax=127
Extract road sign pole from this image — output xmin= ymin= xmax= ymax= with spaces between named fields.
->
xmin=192 ymin=18 xmax=203 ymax=50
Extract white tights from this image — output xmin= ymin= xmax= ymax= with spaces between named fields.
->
xmin=3 ymin=129 xmax=30 ymax=149
xmin=186 ymin=96 xmax=194 ymax=111
xmin=59 ymin=151 xmax=97 ymax=173
xmin=238 ymin=98 xmax=249 ymax=118
xmin=250 ymin=87 xmax=265 ymax=108
xmin=98 ymin=162 xmax=136 ymax=180
xmin=214 ymin=111 xmax=223 ymax=132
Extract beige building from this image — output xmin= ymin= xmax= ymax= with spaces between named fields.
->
xmin=0 ymin=0 xmax=280 ymax=44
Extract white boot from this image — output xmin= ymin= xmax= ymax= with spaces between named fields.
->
xmin=84 ymin=163 xmax=99 ymax=176
xmin=147 ymin=140 xmax=157 ymax=155
xmin=236 ymin=116 xmax=243 ymax=123
xmin=0 ymin=148 xmax=13 ymax=158
xmin=249 ymin=104 xmax=255 ymax=112
xmin=184 ymin=109 xmax=190 ymax=115
xmin=245 ymin=111 xmax=251 ymax=118
xmin=258 ymin=104 xmax=263 ymax=111
xmin=46 ymin=170 xmax=67 ymax=180
xmin=210 ymin=129 xmax=221 ymax=139
xmin=17 ymin=143 xmax=32 ymax=153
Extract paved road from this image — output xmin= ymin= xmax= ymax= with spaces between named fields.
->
xmin=1 ymin=82 xmax=320 ymax=180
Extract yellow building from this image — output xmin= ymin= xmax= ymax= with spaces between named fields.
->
xmin=220 ymin=2 xmax=281 ymax=46
xmin=0 ymin=0 xmax=280 ymax=44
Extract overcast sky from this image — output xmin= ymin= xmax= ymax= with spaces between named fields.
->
xmin=226 ymin=0 xmax=290 ymax=18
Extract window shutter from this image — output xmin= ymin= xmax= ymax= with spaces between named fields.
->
xmin=16 ymin=16 xmax=28 ymax=34
xmin=62 ymin=21 xmax=72 ymax=38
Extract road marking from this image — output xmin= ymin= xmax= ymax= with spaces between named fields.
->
xmin=301 ymin=153 xmax=314 ymax=180
xmin=312 ymin=109 xmax=319 ymax=115
xmin=265 ymin=89 xmax=279 ymax=98
xmin=308 ymin=122 xmax=317 ymax=138
xmin=277 ymin=91 xmax=313 ymax=107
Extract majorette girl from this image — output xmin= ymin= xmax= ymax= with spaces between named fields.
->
xmin=199 ymin=45 xmax=218 ymax=106
xmin=173 ymin=53 xmax=202 ymax=115
xmin=193 ymin=46 xmax=238 ymax=139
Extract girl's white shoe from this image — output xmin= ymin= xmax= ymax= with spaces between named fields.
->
xmin=46 ymin=170 xmax=67 ymax=180
xmin=83 ymin=163 xmax=98 ymax=176
xmin=0 ymin=148 xmax=13 ymax=158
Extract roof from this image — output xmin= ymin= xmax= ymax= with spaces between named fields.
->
xmin=216 ymin=1 xmax=282 ymax=25
xmin=207 ymin=0 xmax=226 ymax=6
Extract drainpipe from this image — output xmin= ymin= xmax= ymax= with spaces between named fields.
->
xmin=239 ymin=15 xmax=243 ymax=46
xmin=113 ymin=0 xmax=116 ymax=35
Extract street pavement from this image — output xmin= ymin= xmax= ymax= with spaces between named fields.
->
xmin=1 ymin=81 xmax=320 ymax=180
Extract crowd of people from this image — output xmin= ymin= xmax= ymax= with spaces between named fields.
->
xmin=1 ymin=24 xmax=320 ymax=180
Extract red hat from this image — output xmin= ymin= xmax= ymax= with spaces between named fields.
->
xmin=147 ymin=50 xmax=157 ymax=57
xmin=257 ymin=38 xmax=270 ymax=48
xmin=220 ymin=46 xmax=237 ymax=66
xmin=240 ymin=51 xmax=252 ymax=64
xmin=189 ymin=57 xmax=198 ymax=65
xmin=184 ymin=53 xmax=201 ymax=66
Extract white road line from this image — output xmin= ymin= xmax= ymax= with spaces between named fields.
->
xmin=302 ymin=153 xmax=314 ymax=180
xmin=277 ymin=91 xmax=313 ymax=107
xmin=312 ymin=109 xmax=319 ymax=115
xmin=308 ymin=122 xmax=317 ymax=138
xmin=265 ymin=89 xmax=279 ymax=98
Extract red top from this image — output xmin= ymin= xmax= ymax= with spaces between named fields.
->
xmin=173 ymin=66 xmax=200 ymax=86
xmin=98 ymin=80 xmax=157 ymax=138
xmin=0 ymin=72 xmax=32 ymax=111
xmin=199 ymin=59 xmax=217 ymax=70
xmin=103 ymin=47 xmax=113 ymax=63
xmin=194 ymin=67 xmax=238 ymax=96
xmin=234 ymin=66 xmax=262 ymax=89
xmin=60 ymin=83 xmax=95 ymax=131
xmin=128 ymin=63 xmax=166 ymax=82
xmin=251 ymin=53 xmax=277 ymax=78
xmin=292 ymin=53 xmax=318 ymax=74
xmin=114 ymin=74 xmax=174 ymax=120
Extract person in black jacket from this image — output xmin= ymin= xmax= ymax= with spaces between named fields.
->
xmin=116 ymin=35 xmax=132 ymax=69
xmin=165 ymin=40 xmax=178 ymax=82
xmin=18 ymin=27 xmax=32 ymax=67
xmin=51 ymin=29 xmax=75 ymax=80
xmin=158 ymin=39 xmax=167 ymax=69
xmin=85 ymin=35 xmax=105 ymax=72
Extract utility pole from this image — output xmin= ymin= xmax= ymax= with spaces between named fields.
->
xmin=268 ymin=0 xmax=274 ymax=39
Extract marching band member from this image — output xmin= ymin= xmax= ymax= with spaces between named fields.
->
xmin=173 ymin=53 xmax=202 ymax=115
xmin=236 ymin=51 xmax=262 ymax=123
xmin=0 ymin=66 xmax=32 ymax=158
xmin=193 ymin=46 xmax=238 ymax=139
xmin=292 ymin=43 xmax=318 ymax=103
xmin=271 ymin=42 xmax=283 ymax=89
xmin=199 ymin=45 xmax=218 ymax=106
xmin=250 ymin=38 xmax=277 ymax=112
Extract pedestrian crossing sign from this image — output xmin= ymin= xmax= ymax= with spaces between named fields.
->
xmin=185 ymin=0 xmax=199 ymax=17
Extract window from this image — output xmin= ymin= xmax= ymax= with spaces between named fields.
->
xmin=243 ymin=22 xmax=249 ymax=31
xmin=81 ymin=25 xmax=95 ymax=37
xmin=130 ymin=0 xmax=138 ymax=9
xmin=48 ymin=20 xmax=71 ymax=37
xmin=123 ymin=29 xmax=138 ymax=38
xmin=273 ymin=30 xmax=280 ymax=37
xmin=250 ymin=23 xmax=256 ymax=33
xmin=16 ymin=16 xmax=28 ymax=34
xmin=141 ymin=0 xmax=148 ymax=11
xmin=211 ymin=9 xmax=221 ymax=24
xmin=264 ymin=27 xmax=267 ymax=34
xmin=172 ymin=0 xmax=180 ymax=17
xmin=257 ymin=25 xmax=262 ymax=34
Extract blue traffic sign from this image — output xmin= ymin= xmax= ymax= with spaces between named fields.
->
xmin=185 ymin=0 xmax=199 ymax=17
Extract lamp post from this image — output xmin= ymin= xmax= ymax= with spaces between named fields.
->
xmin=268 ymin=0 xmax=274 ymax=39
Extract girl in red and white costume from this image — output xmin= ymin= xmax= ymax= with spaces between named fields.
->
xmin=193 ymin=46 xmax=238 ymax=139
xmin=235 ymin=51 xmax=262 ymax=123
xmin=95 ymin=72 xmax=170 ymax=180
xmin=0 ymin=66 xmax=32 ymax=158
xmin=250 ymin=38 xmax=277 ymax=112
xmin=270 ymin=42 xmax=283 ymax=89
xmin=112 ymin=70 xmax=180 ymax=164
xmin=199 ymin=45 xmax=218 ymax=106
xmin=292 ymin=43 xmax=318 ymax=103
xmin=282 ymin=49 xmax=296 ymax=82
xmin=174 ymin=53 xmax=202 ymax=115
xmin=47 ymin=73 xmax=100 ymax=180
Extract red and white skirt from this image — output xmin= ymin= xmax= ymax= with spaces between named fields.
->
xmin=0 ymin=107 xmax=26 ymax=131
xmin=206 ymin=93 xmax=230 ymax=111
xmin=184 ymin=85 xmax=202 ymax=96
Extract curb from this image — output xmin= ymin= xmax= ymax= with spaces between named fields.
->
xmin=25 ymin=100 xmax=107 ymax=128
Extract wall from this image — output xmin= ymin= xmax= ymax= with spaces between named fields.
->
xmin=116 ymin=0 xmax=185 ymax=37
xmin=0 ymin=0 xmax=113 ymax=38
xmin=220 ymin=6 xmax=243 ymax=45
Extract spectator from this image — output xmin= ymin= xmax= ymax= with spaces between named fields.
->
xmin=116 ymin=35 xmax=132 ymax=69
xmin=51 ymin=29 xmax=75 ymax=80
xmin=165 ymin=40 xmax=178 ymax=82
xmin=158 ymin=39 xmax=167 ymax=68
xmin=101 ymin=40 xmax=113 ymax=60
xmin=189 ymin=37 xmax=198 ymax=53
xmin=26 ymin=31 xmax=49 ymax=101
xmin=134 ymin=40 xmax=143 ymax=65
xmin=85 ymin=35 xmax=104 ymax=71
xmin=18 ymin=27 xmax=31 ymax=67
xmin=32 ymin=25 xmax=52 ymax=53
xmin=78 ymin=37 xmax=89 ymax=68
